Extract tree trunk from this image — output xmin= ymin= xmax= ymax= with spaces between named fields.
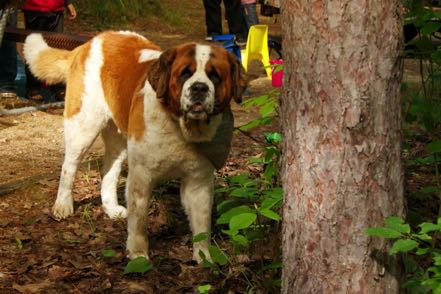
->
xmin=280 ymin=1 xmax=404 ymax=293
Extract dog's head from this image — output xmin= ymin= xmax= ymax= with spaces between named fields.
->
xmin=147 ymin=43 xmax=247 ymax=121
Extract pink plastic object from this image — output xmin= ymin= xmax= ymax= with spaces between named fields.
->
xmin=270 ymin=59 xmax=283 ymax=87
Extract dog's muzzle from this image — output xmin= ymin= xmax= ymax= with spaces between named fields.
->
xmin=185 ymin=82 xmax=211 ymax=121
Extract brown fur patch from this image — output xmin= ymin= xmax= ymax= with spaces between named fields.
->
xmin=147 ymin=44 xmax=197 ymax=117
xmin=33 ymin=49 xmax=71 ymax=85
xmin=206 ymin=45 xmax=246 ymax=112
xmin=128 ymin=93 xmax=145 ymax=140
xmin=101 ymin=32 xmax=161 ymax=135
xmin=64 ymin=42 xmax=91 ymax=119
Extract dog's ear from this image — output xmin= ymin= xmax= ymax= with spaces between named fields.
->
xmin=228 ymin=52 xmax=248 ymax=104
xmin=148 ymin=48 xmax=177 ymax=101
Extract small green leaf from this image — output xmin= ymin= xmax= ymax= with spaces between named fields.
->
xmin=216 ymin=206 xmax=254 ymax=225
xmin=433 ymin=49 xmax=441 ymax=65
xmin=421 ymin=21 xmax=441 ymax=35
xmin=229 ymin=173 xmax=252 ymax=185
xmin=259 ymin=208 xmax=281 ymax=221
xmin=263 ymin=187 xmax=283 ymax=199
xmin=229 ymin=213 xmax=257 ymax=231
xmin=15 ymin=237 xmax=23 ymax=250
xmin=433 ymin=252 xmax=441 ymax=266
xmin=259 ymin=101 xmax=277 ymax=117
xmin=208 ymin=245 xmax=228 ymax=266
xmin=419 ymin=186 xmax=439 ymax=194
xmin=123 ymin=256 xmax=153 ymax=274
xmin=365 ymin=227 xmax=402 ymax=239
xmin=197 ymin=284 xmax=212 ymax=294
xmin=261 ymin=197 xmax=282 ymax=210
xmin=416 ymin=247 xmax=430 ymax=255
xmin=426 ymin=140 xmax=441 ymax=154
xmin=264 ymin=132 xmax=282 ymax=143
xmin=193 ymin=232 xmax=209 ymax=243
xmin=389 ymin=239 xmax=419 ymax=255
xmin=260 ymin=261 xmax=283 ymax=272
xmin=102 ymin=249 xmax=117 ymax=257
xmin=419 ymin=222 xmax=441 ymax=234
xmin=232 ymin=234 xmax=249 ymax=246
xmin=412 ymin=233 xmax=432 ymax=242
xmin=216 ymin=199 xmax=239 ymax=214
xmin=385 ymin=216 xmax=410 ymax=234
xmin=230 ymin=187 xmax=258 ymax=198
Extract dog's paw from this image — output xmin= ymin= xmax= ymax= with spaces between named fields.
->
xmin=127 ymin=234 xmax=149 ymax=260
xmin=193 ymin=245 xmax=211 ymax=264
xmin=52 ymin=200 xmax=74 ymax=220
xmin=104 ymin=205 xmax=127 ymax=219
xmin=127 ymin=251 xmax=150 ymax=261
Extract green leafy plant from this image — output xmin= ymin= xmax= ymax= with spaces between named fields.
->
xmin=197 ymin=284 xmax=212 ymax=294
xmin=82 ymin=205 xmax=96 ymax=236
xmin=196 ymin=88 xmax=283 ymax=292
xmin=367 ymin=216 xmax=441 ymax=293
xmin=123 ymin=256 xmax=153 ymax=274
xmin=101 ymin=249 xmax=117 ymax=258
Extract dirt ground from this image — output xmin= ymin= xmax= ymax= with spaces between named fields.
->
xmin=0 ymin=3 xmax=282 ymax=293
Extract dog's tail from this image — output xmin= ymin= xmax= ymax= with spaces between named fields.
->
xmin=23 ymin=33 xmax=72 ymax=85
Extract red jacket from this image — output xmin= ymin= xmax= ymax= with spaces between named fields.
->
xmin=22 ymin=0 xmax=72 ymax=13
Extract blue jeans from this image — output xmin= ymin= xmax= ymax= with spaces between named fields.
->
xmin=0 ymin=9 xmax=17 ymax=91
xmin=242 ymin=4 xmax=259 ymax=37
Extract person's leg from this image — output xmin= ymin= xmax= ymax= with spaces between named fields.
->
xmin=244 ymin=4 xmax=259 ymax=28
xmin=24 ymin=11 xmax=45 ymax=99
xmin=46 ymin=12 xmax=66 ymax=100
xmin=224 ymin=0 xmax=246 ymax=38
xmin=0 ymin=9 xmax=17 ymax=97
xmin=242 ymin=3 xmax=259 ymax=38
xmin=203 ymin=0 xmax=223 ymax=36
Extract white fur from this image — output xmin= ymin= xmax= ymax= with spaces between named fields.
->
xmin=138 ymin=49 xmax=161 ymax=63
xmin=23 ymin=34 xmax=48 ymax=67
xmin=180 ymin=45 xmax=215 ymax=115
xmin=126 ymin=89 xmax=215 ymax=262
xmin=53 ymin=36 xmax=127 ymax=219
xmin=117 ymin=30 xmax=147 ymax=39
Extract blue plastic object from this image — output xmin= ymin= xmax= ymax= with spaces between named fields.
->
xmin=210 ymin=34 xmax=241 ymax=60
xmin=211 ymin=34 xmax=235 ymax=42
xmin=222 ymin=40 xmax=241 ymax=60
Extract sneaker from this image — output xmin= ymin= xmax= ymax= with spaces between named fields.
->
xmin=26 ymin=88 xmax=44 ymax=101
xmin=0 ymin=85 xmax=17 ymax=98
xmin=235 ymin=37 xmax=247 ymax=46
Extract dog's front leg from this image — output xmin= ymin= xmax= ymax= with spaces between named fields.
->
xmin=126 ymin=168 xmax=152 ymax=260
xmin=180 ymin=169 xmax=215 ymax=263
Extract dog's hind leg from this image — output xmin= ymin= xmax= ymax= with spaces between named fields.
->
xmin=100 ymin=121 xmax=127 ymax=219
xmin=52 ymin=115 xmax=106 ymax=220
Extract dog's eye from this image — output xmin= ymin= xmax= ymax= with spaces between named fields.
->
xmin=208 ymin=69 xmax=221 ymax=84
xmin=179 ymin=66 xmax=193 ymax=82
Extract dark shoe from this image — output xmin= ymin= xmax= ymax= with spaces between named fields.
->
xmin=0 ymin=84 xmax=17 ymax=98
xmin=27 ymin=88 xmax=44 ymax=101
xmin=235 ymin=37 xmax=247 ymax=46
xmin=53 ymin=88 xmax=65 ymax=101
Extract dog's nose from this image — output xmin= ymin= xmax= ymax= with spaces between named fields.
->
xmin=190 ymin=82 xmax=209 ymax=96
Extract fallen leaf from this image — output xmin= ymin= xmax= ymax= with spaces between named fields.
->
xmin=47 ymin=265 xmax=70 ymax=280
xmin=12 ymin=280 xmax=52 ymax=293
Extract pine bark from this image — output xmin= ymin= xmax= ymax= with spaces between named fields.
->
xmin=280 ymin=1 xmax=404 ymax=293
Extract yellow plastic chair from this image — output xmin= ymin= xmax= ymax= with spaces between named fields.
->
xmin=241 ymin=25 xmax=272 ymax=79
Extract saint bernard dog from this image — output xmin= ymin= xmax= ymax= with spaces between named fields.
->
xmin=23 ymin=31 xmax=246 ymax=262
